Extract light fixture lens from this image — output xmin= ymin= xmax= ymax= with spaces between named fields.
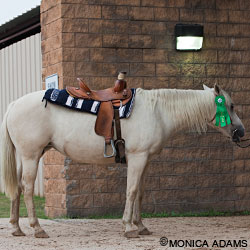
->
xmin=176 ymin=36 xmax=203 ymax=51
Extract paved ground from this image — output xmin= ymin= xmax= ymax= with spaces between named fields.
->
xmin=0 ymin=216 xmax=250 ymax=249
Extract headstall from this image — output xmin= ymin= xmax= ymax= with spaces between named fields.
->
xmin=210 ymin=95 xmax=250 ymax=148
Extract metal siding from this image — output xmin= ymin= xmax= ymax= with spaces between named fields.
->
xmin=0 ymin=33 xmax=44 ymax=196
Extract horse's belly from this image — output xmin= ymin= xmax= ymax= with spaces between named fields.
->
xmin=51 ymin=107 xmax=116 ymax=164
xmin=60 ymin=138 xmax=116 ymax=164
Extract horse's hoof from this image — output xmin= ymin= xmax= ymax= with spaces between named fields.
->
xmin=12 ymin=229 xmax=26 ymax=237
xmin=124 ymin=230 xmax=139 ymax=238
xmin=139 ymin=228 xmax=152 ymax=235
xmin=35 ymin=230 xmax=49 ymax=238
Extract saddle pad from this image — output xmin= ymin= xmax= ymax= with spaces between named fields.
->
xmin=42 ymin=88 xmax=136 ymax=118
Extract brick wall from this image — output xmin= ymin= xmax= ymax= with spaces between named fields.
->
xmin=41 ymin=0 xmax=250 ymax=217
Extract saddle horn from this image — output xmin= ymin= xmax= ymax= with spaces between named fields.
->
xmin=114 ymin=72 xmax=127 ymax=93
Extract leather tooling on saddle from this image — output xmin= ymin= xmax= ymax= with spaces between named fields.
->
xmin=42 ymin=72 xmax=136 ymax=163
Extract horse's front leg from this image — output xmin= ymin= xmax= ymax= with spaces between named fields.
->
xmin=122 ymin=153 xmax=148 ymax=238
xmin=132 ymin=163 xmax=152 ymax=235
xmin=22 ymin=158 xmax=49 ymax=238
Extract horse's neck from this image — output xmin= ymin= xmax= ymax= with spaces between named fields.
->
xmin=140 ymin=88 xmax=216 ymax=134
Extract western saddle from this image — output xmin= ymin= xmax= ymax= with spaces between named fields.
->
xmin=66 ymin=72 xmax=132 ymax=163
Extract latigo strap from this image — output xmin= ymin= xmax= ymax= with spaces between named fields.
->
xmin=114 ymin=108 xmax=126 ymax=164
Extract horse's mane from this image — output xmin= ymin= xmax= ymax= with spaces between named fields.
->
xmin=137 ymin=88 xmax=215 ymax=133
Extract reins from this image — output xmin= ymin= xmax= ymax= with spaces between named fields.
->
xmin=235 ymin=136 xmax=250 ymax=148
xmin=232 ymin=129 xmax=250 ymax=148
xmin=235 ymin=139 xmax=250 ymax=148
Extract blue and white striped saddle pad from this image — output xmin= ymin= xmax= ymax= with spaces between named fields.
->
xmin=43 ymin=88 xmax=136 ymax=119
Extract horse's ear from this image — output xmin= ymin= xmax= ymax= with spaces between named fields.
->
xmin=203 ymin=84 xmax=211 ymax=91
xmin=214 ymin=83 xmax=221 ymax=95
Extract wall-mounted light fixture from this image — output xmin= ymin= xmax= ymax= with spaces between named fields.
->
xmin=175 ymin=24 xmax=203 ymax=51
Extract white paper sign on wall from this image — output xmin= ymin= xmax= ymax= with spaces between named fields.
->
xmin=45 ymin=74 xmax=59 ymax=90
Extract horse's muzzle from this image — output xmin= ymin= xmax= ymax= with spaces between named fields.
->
xmin=232 ymin=127 xmax=245 ymax=142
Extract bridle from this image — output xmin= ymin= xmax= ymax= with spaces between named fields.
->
xmin=209 ymin=107 xmax=250 ymax=148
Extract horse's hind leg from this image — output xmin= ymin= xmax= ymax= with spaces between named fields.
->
xmin=132 ymin=163 xmax=152 ymax=235
xmin=10 ymin=156 xmax=25 ymax=236
xmin=10 ymin=186 xmax=25 ymax=236
xmin=22 ymin=158 xmax=49 ymax=238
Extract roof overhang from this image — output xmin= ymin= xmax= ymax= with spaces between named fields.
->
xmin=0 ymin=6 xmax=40 ymax=49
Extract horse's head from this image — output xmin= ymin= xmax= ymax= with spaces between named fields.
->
xmin=203 ymin=84 xmax=245 ymax=142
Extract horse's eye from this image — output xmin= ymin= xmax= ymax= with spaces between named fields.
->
xmin=231 ymin=104 xmax=234 ymax=110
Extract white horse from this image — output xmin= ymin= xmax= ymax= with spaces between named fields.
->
xmin=0 ymin=84 xmax=244 ymax=238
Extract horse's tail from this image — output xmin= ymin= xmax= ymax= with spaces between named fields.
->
xmin=0 ymin=102 xmax=18 ymax=200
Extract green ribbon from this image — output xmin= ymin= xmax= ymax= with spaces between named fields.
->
xmin=215 ymin=96 xmax=231 ymax=127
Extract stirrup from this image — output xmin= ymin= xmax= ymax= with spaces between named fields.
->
xmin=104 ymin=140 xmax=116 ymax=158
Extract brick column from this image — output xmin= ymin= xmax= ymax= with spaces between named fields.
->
xmin=41 ymin=0 xmax=66 ymax=217
xmin=43 ymin=150 xmax=66 ymax=217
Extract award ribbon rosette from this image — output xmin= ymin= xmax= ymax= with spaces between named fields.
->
xmin=215 ymin=95 xmax=231 ymax=127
